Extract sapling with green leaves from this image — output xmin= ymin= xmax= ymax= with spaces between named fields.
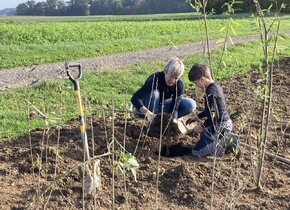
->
xmin=253 ymin=0 xmax=282 ymax=190
xmin=114 ymin=151 xmax=139 ymax=182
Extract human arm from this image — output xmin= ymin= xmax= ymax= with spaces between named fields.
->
xmin=186 ymin=84 xmax=218 ymax=127
xmin=131 ymin=73 xmax=158 ymax=111
xmin=183 ymin=123 xmax=203 ymax=135
xmin=139 ymin=106 xmax=156 ymax=122
xmin=203 ymin=84 xmax=221 ymax=127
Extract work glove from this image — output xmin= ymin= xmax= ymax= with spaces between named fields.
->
xmin=145 ymin=110 xmax=156 ymax=122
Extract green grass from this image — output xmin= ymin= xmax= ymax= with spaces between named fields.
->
xmin=0 ymin=13 xmax=263 ymax=22
xmin=0 ymin=13 xmax=289 ymax=69
xmin=1 ymin=13 xmax=289 ymax=22
xmin=1 ymin=36 xmax=289 ymax=139
xmin=0 ymin=12 xmax=200 ymax=22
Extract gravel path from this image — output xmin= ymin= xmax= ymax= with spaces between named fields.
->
xmin=0 ymin=31 xmax=289 ymax=91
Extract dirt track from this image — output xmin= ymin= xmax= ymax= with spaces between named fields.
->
xmin=3 ymin=32 xmax=290 ymax=91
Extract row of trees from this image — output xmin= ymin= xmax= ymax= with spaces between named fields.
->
xmin=16 ymin=0 xmax=290 ymax=16
xmin=16 ymin=0 xmax=192 ymax=16
xmin=203 ymin=0 xmax=290 ymax=14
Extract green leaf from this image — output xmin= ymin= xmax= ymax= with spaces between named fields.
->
xmin=130 ymin=167 xmax=138 ymax=182
xmin=219 ymin=26 xmax=226 ymax=32
xmin=128 ymin=156 xmax=139 ymax=182
xmin=228 ymin=36 xmax=234 ymax=45
xmin=122 ymin=153 xmax=132 ymax=162
xmin=221 ymin=60 xmax=227 ymax=68
xmin=216 ymin=38 xmax=224 ymax=45
xmin=114 ymin=162 xmax=124 ymax=173
xmin=233 ymin=147 xmax=239 ymax=156
xmin=230 ymin=26 xmax=237 ymax=36
xmin=229 ymin=136 xmax=234 ymax=144
xmin=127 ymin=156 xmax=139 ymax=168
xmin=281 ymin=3 xmax=286 ymax=9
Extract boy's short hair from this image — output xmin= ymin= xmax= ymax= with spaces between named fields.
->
xmin=188 ymin=63 xmax=211 ymax=81
xmin=164 ymin=57 xmax=184 ymax=78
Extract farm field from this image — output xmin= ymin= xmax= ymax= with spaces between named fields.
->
xmin=0 ymin=11 xmax=289 ymax=209
xmin=0 ymin=12 xmax=200 ymax=22
xmin=0 ymin=13 xmax=290 ymax=69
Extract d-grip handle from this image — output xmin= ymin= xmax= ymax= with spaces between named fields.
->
xmin=65 ymin=63 xmax=83 ymax=90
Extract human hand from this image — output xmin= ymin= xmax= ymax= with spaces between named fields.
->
xmin=186 ymin=115 xmax=199 ymax=125
xmin=192 ymin=125 xmax=203 ymax=134
xmin=145 ymin=110 xmax=156 ymax=122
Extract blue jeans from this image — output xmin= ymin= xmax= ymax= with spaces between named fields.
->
xmin=135 ymin=90 xmax=196 ymax=118
xmin=192 ymin=119 xmax=234 ymax=157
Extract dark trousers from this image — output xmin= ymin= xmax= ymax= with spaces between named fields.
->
xmin=192 ymin=119 xmax=234 ymax=157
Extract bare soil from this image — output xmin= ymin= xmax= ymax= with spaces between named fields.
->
xmin=0 ymin=57 xmax=289 ymax=209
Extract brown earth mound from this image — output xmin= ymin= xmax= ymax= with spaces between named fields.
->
xmin=0 ymin=57 xmax=289 ymax=209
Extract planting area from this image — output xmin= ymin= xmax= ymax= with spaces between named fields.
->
xmin=0 ymin=57 xmax=289 ymax=209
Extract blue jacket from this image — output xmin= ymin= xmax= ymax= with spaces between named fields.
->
xmin=131 ymin=71 xmax=184 ymax=114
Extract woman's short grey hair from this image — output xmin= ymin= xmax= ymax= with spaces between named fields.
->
xmin=164 ymin=57 xmax=184 ymax=78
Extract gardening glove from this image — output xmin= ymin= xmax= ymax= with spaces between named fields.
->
xmin=145 ymin=110 xmax=156 ymax=122
xmin=172 ymin=118 xmax=178 ymax=124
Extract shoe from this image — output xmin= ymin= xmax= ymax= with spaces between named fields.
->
xmin=225 ymin=145 xmax=233 ymax=154
xmin=225 ymin=134 xmax=241 ymax=160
